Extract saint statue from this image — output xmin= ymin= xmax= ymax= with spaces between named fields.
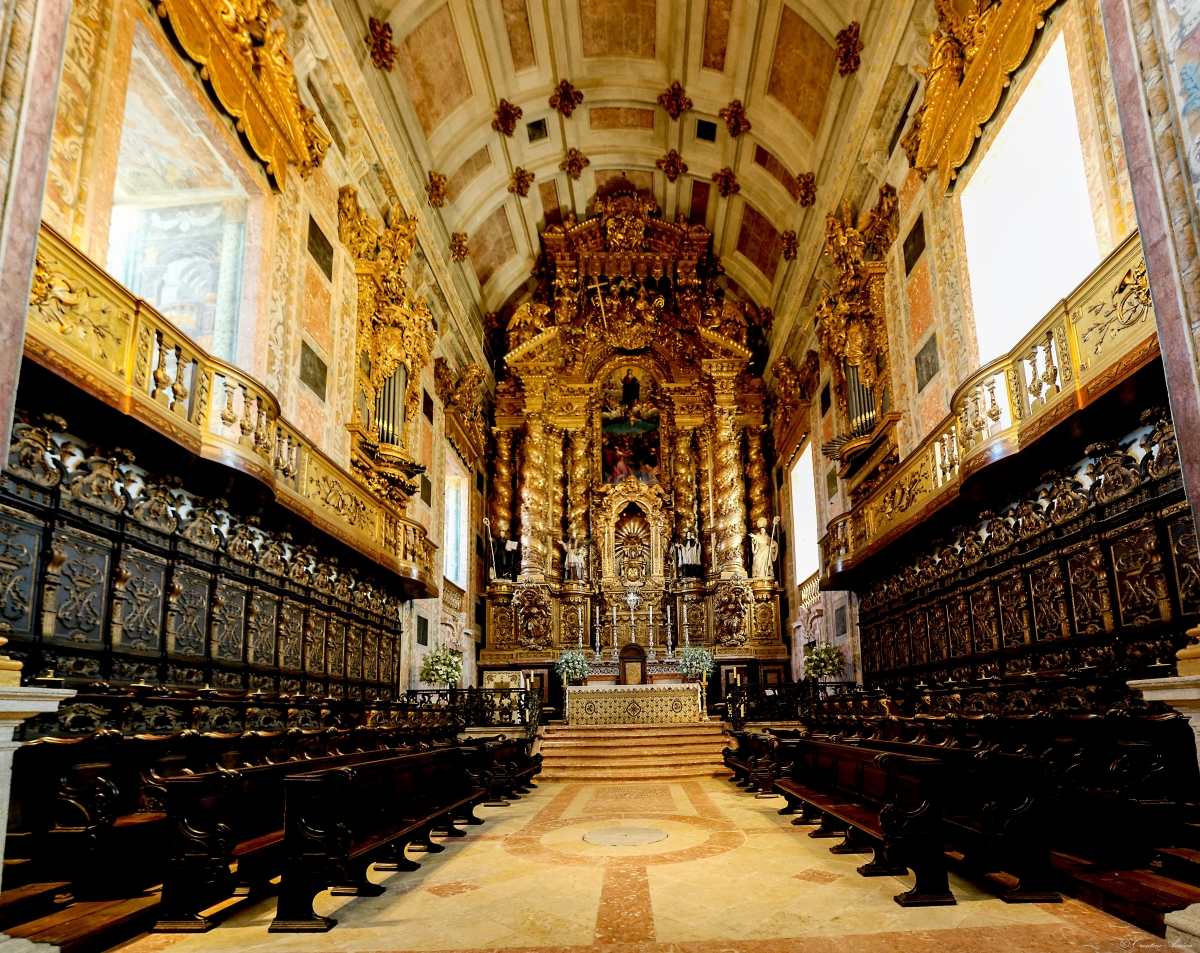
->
xmin=750 ymin=517 xmax=779 ymax=580
xmin=558 ymin=531 xmax=587 ymax=582
xmin=672 ymin=530 xmax=703 ymax=580
xmin=490 ymin=533 xmax=520 ymax=581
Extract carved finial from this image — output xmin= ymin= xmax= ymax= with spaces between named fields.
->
xmin=366 ymin=17 xmax=398 ymax=71
xmin=492 ymin=99 xmax=523 ymax=137
xmin=559 ymin=148 xmax=590 ymax=180
xmin=657 ymin=81 xmax=692 ymax=120
xmin=509 ymin=167 xmax=536 ymax=197
xmin=711 ymin=167 xmax=739 ymax=198
xmin=451 ymin=233 xmax=469 ymax=262
xmin=549 ymin=79 xmax=584 ymax=117
xmin=719 ymin=100 xmax=751 ymax=137
xmin=797 ymin=172 xmax=816 ymax=207
xmin=836 ymin=22 xmax=864 ymax=76
xmin=427 ymin=171 xmax=448 ymax=207
xmin=655 ymin=149 xmax=687 ymax=183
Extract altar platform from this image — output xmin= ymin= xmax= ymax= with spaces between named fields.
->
xmin=564 ymin=682 xmax=705 ymax=725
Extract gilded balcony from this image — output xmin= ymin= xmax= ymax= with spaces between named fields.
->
xmin=820 ymin=230 xmax=1158 ymax=586
xmin=24 ymin=222 xmax=438 ymax=598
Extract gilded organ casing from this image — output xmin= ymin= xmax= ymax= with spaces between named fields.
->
xmin=480 ymin=190 xmax=787 ymax=678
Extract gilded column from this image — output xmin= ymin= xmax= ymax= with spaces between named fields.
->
xmin=567 ymin=429 xmax=591 ymax=539
xmin=518 ymin=415 xmax=549 ymax=576
xmin=547 ymin=425 xmax=565 ymax=577
xmin=745 ymin=425 xmax=771 ymax=529
xmin=713 ymin=406 xmax=748 ymax=575
xmin=696 ymin=425 xmax=714 ymax=576
xmin=489 ymin=427 xmax=516 ymax=537
xmin=673 ymin=429 xmax=697 ymax=536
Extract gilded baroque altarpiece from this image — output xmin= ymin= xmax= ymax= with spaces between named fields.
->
xmin=481 ymin=192 xmax=786 ymax=673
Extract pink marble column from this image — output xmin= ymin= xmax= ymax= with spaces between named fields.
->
xmin=1099 ymin=0 xmax=1200 ymax=531
xmin=0 ymin=0 xmax=72 ymax=455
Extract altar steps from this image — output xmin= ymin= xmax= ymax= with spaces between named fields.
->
xmin=538 ymin=723 xmax=731 ymax=781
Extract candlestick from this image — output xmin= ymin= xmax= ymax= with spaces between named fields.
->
xmin=630 ymin=603 xmax=636 ymax=644
xmin=611 ymin=606 xmax=617 ymax=652
xmin=578 ymin=611 xmax=583 ymax=649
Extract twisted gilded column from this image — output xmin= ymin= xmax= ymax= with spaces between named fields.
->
xmin=673 ymin=429 xmax=697 ymax=536
xmin=567 ymin=429 xmax=591 ymax=539
xmin=696 ymin=425 xmax=714 ymax=576
xmin=713 ymin=406 xmax=748 ymax=575
xmin=489 ymin=427 xmax=516 ymax=536
xmin=518 ymin=415 xmax=549 ymax=576
xmin=547 ymin=425 xmax=565 ymax=577
xmin=745 ymin=425 xmax=771 ymax=529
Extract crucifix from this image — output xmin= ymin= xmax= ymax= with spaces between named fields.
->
xmin=587 ymin=275 xmax=609 ymax=327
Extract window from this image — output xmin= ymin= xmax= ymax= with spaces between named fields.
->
xmin=106 ymin=29 xmax=256 ymax=364
xmin=696 ymin=119 xmax=718 ymax=142
xmin=960 ymin=33 xmax=1101 ymax=365
xmin=903 ymin=215 xmax=925 ymax=276
xmin=420 ymin=473 xmax=432 ymax=506
xmin=443 ymin=451 xmax=469 ymax=590
xmin=789 ymin=443 xmax=819 ymax=585
xmin=416 ymin=615 xmax=429 ymax=646
xmin=526 ymin=118 xmax=548 ymax=142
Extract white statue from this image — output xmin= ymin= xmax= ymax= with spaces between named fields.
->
xmin=558 ymin=531 xmax=587 ymax=581
xmin=673 ymin=530 xmax=703 ymax=579
xmin=750 ymin=517 xmax=779 ymax=580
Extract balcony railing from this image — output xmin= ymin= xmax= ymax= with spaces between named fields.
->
xmin=798 ymin=571 xmax=820 ymax=610
xmin=820 ymin=231 xmax=1158 ymax=584
xmin=26 ymin=223 xmax=437 ymax=596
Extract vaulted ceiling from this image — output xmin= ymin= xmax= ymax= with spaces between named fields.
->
xmin=333 ymin=0 xmax=930 ymax=356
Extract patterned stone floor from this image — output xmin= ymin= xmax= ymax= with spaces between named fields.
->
xmin=116 ymin=779 xmax=1163 ymax=953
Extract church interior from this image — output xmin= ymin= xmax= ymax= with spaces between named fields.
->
xmin=4 ymin=0 xmax=1200 ymax=949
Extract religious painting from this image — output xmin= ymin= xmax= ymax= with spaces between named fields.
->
xmin=601 ymin=368 xmax=661 ymax=484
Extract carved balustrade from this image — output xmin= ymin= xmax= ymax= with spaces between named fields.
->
xmin=25 ymin=223 xmax=436 ymax=596
xmin=821 ymin=231 xmax=1157 ymax=582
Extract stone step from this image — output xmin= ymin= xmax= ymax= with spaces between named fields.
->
xmin=540 ymin=743 xmax=727 ymax=758
xmin=541 ymin=753 xmax=728 ymax=768
xmin=540 ymin=765 xmax=732 ymax=781
xmin=543 ymin=726 xmax=726 ymax=740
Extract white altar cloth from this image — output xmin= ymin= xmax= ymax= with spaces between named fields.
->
xmin=565 ymin=683 xmax=704 ymax=725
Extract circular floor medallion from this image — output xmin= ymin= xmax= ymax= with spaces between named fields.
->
xmin=583 ymin=827 xmax=669 ymax=846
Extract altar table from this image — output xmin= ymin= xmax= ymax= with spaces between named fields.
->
xmin=564 ymin=683 xmax=705 ymax=725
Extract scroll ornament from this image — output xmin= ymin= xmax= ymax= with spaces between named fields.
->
xmin=154 ymin=0 xmax=329 ymax=188
xmin=902 ymin=0 xmax=1059 ymax=186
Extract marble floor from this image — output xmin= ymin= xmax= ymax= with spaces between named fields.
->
xmin=117 ymin=779 xmax=1162 ymax=953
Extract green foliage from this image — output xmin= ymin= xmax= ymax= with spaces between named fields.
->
xmin=555 ymin=650 xmax=590 ymax=682
xmin=420 ymin=644 xmax=463 ymax=687
xmin=805 ymin=641 xmax=846 ymax=680
xmin=679 ymin=646 xmax=714 ymax=680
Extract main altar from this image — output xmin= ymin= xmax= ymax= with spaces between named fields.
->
xmin=565 ymin=684 xmax=705 ymax=725
xmin=480 ymin=187 xmax=788 ymax=689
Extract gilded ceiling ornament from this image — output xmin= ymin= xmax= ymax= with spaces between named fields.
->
xmin=836 ymin=21 xmax=864 ymax=76
xmin=559 ymin=148 xmax=590 ymax=180
xmin=510 ymin=167 xmax=536 ymax=197
xmin=858 ymin=182 xmax=898 ymax=257
xmin=905 ymin=0 xmax=1056 ymax=185
xmin=719 ymin=100 xmax=751 ymax=137
xmin=365 ymin=17 xmax=398 ymax=71
xmin=781 ymin=230 xmax=798 ymax=261
xmin=451 ymin=232 xmax=469 ymax=262
xmin=492 ymin=99 xmax=523 ymax=137
xmin=711 ymin=167 xmax=739 ymax=198
xmin=153 ymin=0 xmax=329 ymax=187
xmin=427 ymin=170 xmax=448 ymax=208
xmin=797 ymin=172 xmax=816 ymax=207
xmin=549 ymin=79 xmax=584 ymax=117
xmin=655 ymin=149 xmax=688 ymax=183
xmin=657 ymin=81 xmax=693 ymax=120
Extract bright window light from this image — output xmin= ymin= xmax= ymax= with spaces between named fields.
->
xmin=960 ymin=33 xmax=1100 ymax=365
xmin=443 ymin=454 xmax=469 ymax=590
xmin=790 ymin=443 xmax=819 ymax=584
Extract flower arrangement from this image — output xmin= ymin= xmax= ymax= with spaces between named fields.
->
xmin=420 ymin=644 xmax=462 ymax=687
xmin=679 ymin=646 xmax=714 ymax=680
xmin=805 ymin=641 xmax=846 ymax=680
xmin=555 ymin=650 xmax=589 ymax=683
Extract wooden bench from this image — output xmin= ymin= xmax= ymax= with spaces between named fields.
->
xmin=775 ymin=737 xmax=955 ymax=906
xmin=851 ymin=737 xmax=1059 ymax=902
xmin=269 ymin=748 xmax=485 ymax=932
xmin=153 ymin=745 xmax=428 ymax=931
xmin=723 ymin=731 xmax=779 ymax=793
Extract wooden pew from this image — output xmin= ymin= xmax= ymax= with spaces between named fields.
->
xmin=154 ymin=746 xmax=424 ymax=931
xmin=269 ymin=748 xmax=485 ymax=932
xmin=722 ymin=731 xmax=778 ymax=791
xmin=850 ymin=737 xmax=1060 ymax=902
xmin=775 ymin=737 xmax=955 ymax=906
